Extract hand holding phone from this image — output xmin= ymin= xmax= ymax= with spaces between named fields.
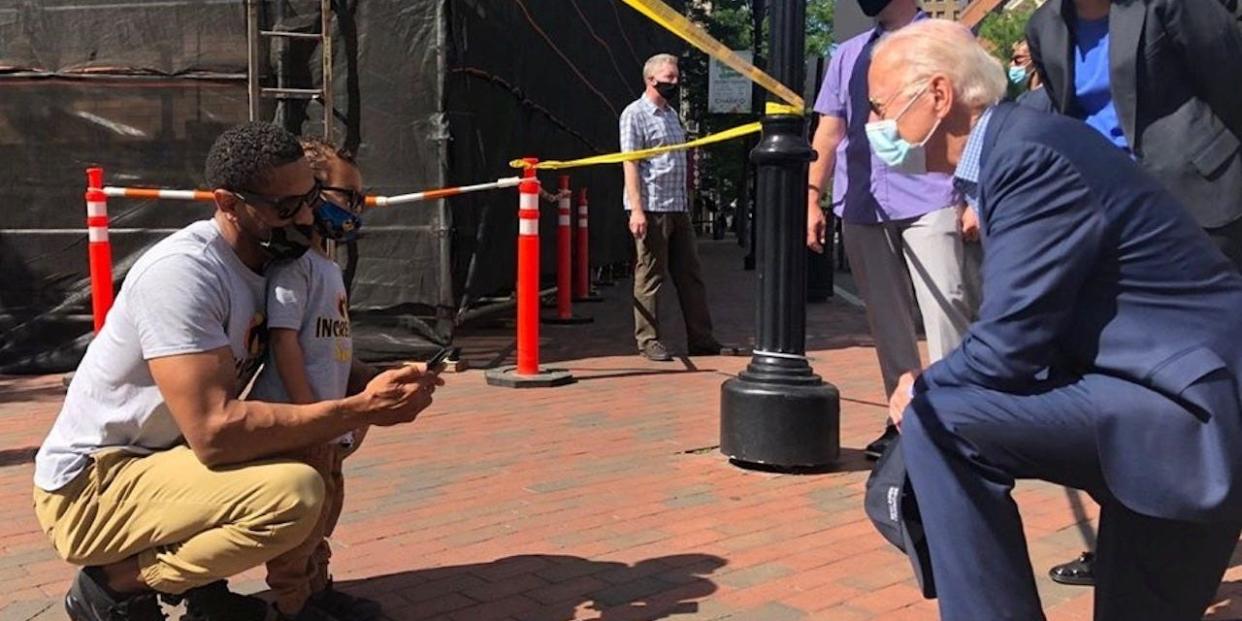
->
xmin=425 ymin=346 xmax=461 ymax=372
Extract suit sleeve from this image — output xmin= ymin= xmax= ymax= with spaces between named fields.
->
xmin=917 ymin=144 xmax=1104 ymax=393
xmin=1166 ymin=0 xmax=1242 ymax=138
xmin=1024 ymin=12 xmax=1061 ymax=114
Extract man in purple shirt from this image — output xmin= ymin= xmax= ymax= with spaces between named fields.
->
xmin=806 ymin=0 xmax=981 ymax=459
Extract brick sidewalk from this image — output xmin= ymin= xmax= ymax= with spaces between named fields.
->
xmin=2 ymin=240 xmax=1240 ymax=620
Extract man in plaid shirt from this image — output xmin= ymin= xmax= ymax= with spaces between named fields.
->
xmin=620 ymin=53 xmax=723 ymax=362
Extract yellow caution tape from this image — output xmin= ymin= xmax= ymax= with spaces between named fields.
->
xmin=766 ymin=102 xmax=801 ymax=115
xmin=620 ymin=0 xmax=805 ymax=110
xmin=512 ymin=124 xmax=757 ymax=170
xmin=510 ymin=103 xmax=804 ymax=171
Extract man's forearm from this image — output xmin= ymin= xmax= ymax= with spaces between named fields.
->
xmin=622 ymin=162 xmax=643 ymax=213
xmin=808 ymin=152 xmax=836 ymax=202
xmin=200 ymin=396 xmax=370 ymax=466
xmin=808 ymin=115 xmax=845 ymax=209
xmin=808 ymin=122 xmax=840 ymax=206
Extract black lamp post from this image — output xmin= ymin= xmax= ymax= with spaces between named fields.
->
xmin=720 ymin=0 xmax=840 ymax=468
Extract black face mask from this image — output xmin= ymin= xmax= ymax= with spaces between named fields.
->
xmin=260 ymin=223 xmax=315 ymax=262
xmin=654 ymin=81 xmax=679 ymax=103
xmin=859 ymin=0 xmax=892 ymax=17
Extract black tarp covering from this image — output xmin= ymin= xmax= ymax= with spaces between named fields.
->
xmin=0 ymin=0 xmax=679 ymax=372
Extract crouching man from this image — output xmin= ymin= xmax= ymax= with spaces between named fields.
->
xmin=34 ymin=122 xmax=442 ymax=621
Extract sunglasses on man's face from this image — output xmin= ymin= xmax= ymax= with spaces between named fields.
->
xmin=231 ymin=178 xmax=323 ymax=220
xmin=322 ymin=185 xmax=366 ymax=213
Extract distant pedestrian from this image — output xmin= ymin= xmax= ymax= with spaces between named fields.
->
xmin=620 ymin=53 xmax=726 ymax=362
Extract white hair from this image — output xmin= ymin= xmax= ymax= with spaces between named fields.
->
xmin=873 ymin=19 xmax=1007 ymax=108
xmin=643 ymin=53 xmax=679 ymax=80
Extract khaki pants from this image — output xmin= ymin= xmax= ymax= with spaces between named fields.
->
xmin=33 ymin=445 xmax=325 ymax=595
xmin=632 ymin=212 xmax=715 ymax=350
xmin=265 ymin=442 xmax=346 ymax=613
xmin=843 ymin=206 xmax=982 ymax=398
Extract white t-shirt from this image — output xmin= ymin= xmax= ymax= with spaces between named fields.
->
xmin=249 ymin=250 xmax=352 ymax=445
xmin=34 ymin=219 xmax=267 ymax=491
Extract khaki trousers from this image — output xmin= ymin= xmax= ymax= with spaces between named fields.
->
xmin=632 ymin=212 xmax=715 ymax=350
xmin=842 ymin=206 xmax=982 ymax=398
xmin=265 ymin=442 xmax=346 ymax=613
xmin=33 ymin=445 xmax=325 ymax=595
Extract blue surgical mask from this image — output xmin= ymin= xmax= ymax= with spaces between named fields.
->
xmin=313 ymin=200 xmax=363 ymax=243
xmin=1008 ymin=65 xmax=1028 ymax=86
xmin=865 ymin=85 xmax=941 ymax=175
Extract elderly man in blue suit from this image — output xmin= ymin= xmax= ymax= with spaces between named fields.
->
xmin=868 ymin=19 xmax=1242 ymax=621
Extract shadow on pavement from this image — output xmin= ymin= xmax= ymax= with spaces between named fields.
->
xmin=326 ymin=553 xmax=726 ymax=621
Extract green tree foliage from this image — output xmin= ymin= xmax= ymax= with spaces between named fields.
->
xmin=977 ymin=6 xmax=1035 ymax=63
xmin=806 ymin=0 xmax=837 ymax=59
xmin=977 ymin=6 xmax=1035 ymax=99
xmin=680 ymin=0 xmax=836 ymax=216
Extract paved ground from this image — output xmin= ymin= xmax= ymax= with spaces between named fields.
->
xmin=2 ymin=240 xmax=1241 ymax=620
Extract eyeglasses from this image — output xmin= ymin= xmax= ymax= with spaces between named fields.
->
xmin=868 ymin=83 xmax=930 ymax=121
xmin=231 ymin=178 xmax=323 ymax=220
xmin=868 ymin=90 xmax=903 ymax=119
xmin=322 ymin=185 xmax=366 ymax=213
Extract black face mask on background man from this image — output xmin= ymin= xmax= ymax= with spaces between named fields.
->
xmin=859 ymin=0 xmax=893 ymax=17
xmin=654 ymin=81 xmax=679 ymax=105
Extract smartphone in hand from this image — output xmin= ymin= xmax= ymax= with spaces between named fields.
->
xmin=425 ymin=346 xmax=461 ymax=372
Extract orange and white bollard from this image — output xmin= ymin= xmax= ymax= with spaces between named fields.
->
xmin=485 ymin=158 xmax=574 ymax=388
xmin=85 ymin=167 xmax=114 ymax=332
xmin=543 ymin=176 xmax=592 ymax=325
xmin=516 ymin=162 xmax=540 ymax=374
xmin=574 ymin=187 xmax=605 ymax=302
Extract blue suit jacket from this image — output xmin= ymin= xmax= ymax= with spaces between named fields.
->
xmin=916 ymin=103 xmax=1242 ymax=522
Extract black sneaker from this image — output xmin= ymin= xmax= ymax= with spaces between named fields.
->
xmin=307 ymin=580 xmax=382 ymax=621
xmin=179 ymin=580 xmax=273 ymax=621
xmin=65 ymin=567 xmax=165 ymax=621
xmin=863 ymin=425 xmax=899 ymax=460
xmin=1048 ymin=551 xmax=1095 ymax=586
xmin=640 ymin=341 xmax=673 ymax=362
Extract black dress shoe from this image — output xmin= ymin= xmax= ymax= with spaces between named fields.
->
xmin=179 ymin=580 xmax=273 ymax=621
xmin=1049 ymin=551 xmax=1095 ymax=586
xmin=308 ymin=580 xmax=382 ymax=621
xmin=65 ymin=567 xmax=165 ymax=621
xmin=864 ymin=425 xmax=899 ymax=460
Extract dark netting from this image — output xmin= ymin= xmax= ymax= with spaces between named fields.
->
xmin=0 ymin=79 xmax=248 ymax=372
xmin=0 ymin=0 xmax=680 ymax=372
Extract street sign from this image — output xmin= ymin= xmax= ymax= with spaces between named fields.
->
xmin=708 ymin=51 xmax=754 ymax=114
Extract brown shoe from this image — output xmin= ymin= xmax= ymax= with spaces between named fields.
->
xmin=640 ymin=341 xmax=673 ymax=361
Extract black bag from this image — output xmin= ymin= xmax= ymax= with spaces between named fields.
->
xmin=863 ymin=434 xmax=936 ymax=598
